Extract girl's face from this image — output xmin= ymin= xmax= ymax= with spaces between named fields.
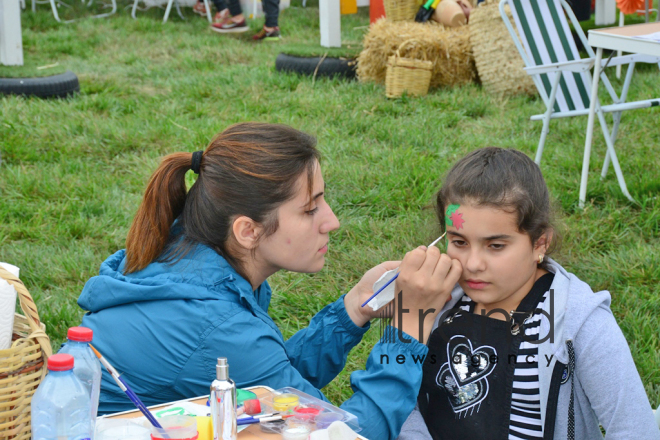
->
xmin=254 ymin=162 xmax=340 ymax=275
xmin=445 ymin=202 xmax=548 ymax=312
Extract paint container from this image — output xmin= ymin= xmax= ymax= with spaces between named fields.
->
xmin=272 ymin=393 xmax=300 ymax=412
xmin=95 ymin=420 xmax=151 ymax=440
xmin=258 ymin=419 xmax=287 ymax=434
xmin=315 ymin=412 xmax=343 ymax=429
xmin=281 ymin=425 xmax=311 ymax=440
xmin=150 ymin=415 xmax=198 ymax=440
xmin=293 ymin=405 xmax=322 ymax=423
xmin=237 ymin=399 xmax=261 ymax=416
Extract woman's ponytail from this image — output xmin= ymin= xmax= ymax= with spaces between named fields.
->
xmin=124 ymin=152 xmax=196 ymax=274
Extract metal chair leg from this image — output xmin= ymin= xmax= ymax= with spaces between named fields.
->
xmin=536 ymin=72 xmax=562 ymax=165
xmin=580 ymin=48 xmax=604 ymax=209
xmin=174 ymin=0 xmax=185 ymax=20
xmin=163 ymin=0 xmax=174 ymax=22
xmin=92 ymin=0 xmax=116 ymax=18
xmin=596 ymin=108 xmax=635 ymax=203
xmin=49 ymin=0 xmax=62 ymax=21
xmin=601 ymin=61 xmax=635 ymax=178
xmin=203 ymin=0 xmax=212 ymax=22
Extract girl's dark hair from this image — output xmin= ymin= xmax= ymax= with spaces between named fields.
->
xmin=124 ymin=122 xmax=321 ymax=278
xmin=435 ymin=147 xmax=560 ymax=269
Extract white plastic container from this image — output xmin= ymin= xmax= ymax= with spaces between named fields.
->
xmin=150 ymin=416 xmax=198 ymax=440
xmin=95 ymin=419 xmax=151 ymax=440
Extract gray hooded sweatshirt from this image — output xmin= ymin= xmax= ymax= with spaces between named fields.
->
xmin=398 ymin=258 xmax=659 ymax=440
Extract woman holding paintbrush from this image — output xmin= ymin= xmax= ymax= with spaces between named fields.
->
xmin=77 ymin=122 xmax=461 ymax=440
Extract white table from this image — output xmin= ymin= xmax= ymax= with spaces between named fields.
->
xmin=580 ymin=22 xmax=660 ymax=208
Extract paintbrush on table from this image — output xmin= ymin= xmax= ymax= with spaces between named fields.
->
xmin=89 ymin=344 xmax=163 ymax=429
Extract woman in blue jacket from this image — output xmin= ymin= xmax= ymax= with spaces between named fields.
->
xmin=79 ymin=122 xmax=462 ymax=439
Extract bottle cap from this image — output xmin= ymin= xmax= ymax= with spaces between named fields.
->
xmin=216 ymin=357 xmax=229 ymax=380
xmin=47 ymin=354 xmax=74 ymax=371
xmin=67 ymin=326 xmax=93 ymax=342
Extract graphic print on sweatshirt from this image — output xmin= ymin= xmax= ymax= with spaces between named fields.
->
xmin=437 ymin=334 xmax=497 ymax=418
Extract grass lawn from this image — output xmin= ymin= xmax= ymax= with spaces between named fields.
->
xmin=1 ymin=1 xmax=658 ymax=410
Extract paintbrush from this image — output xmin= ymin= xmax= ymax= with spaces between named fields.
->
xmin=415 ymin=0 xmax=441 ymax=22
xmin=89 ymin=344 xmax=163 ymax=429
xmin=360 ymin=232 xmax=447 ymax=308
xmin=237 ymin=415 xmax=293 ymax=426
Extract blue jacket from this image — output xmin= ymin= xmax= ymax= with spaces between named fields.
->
xmin=79 ymin=243 xmax=428 ymax=439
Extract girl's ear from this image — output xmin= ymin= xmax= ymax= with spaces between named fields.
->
xmin=534 ymin=230 xmax=554 ymax=254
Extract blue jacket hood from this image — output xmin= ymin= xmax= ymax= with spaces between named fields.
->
xmin=78 ymin=245 xmax=269 ymax=313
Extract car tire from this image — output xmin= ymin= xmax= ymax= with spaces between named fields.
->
xmin=0 ymin=70 xmax=79 ymax=99
xmin=275 ymin=54 xmax=356 ymax=79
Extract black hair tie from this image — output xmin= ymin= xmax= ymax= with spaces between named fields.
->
xmin=191 ymin=150 xmax=203 ymax=174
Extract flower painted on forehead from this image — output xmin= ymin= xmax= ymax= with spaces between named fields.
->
xmin=445 ymin=204 xmax=465 ymax=230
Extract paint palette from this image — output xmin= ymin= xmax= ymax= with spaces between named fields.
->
xmin=259 ymin=387 xmax=361 ymax=433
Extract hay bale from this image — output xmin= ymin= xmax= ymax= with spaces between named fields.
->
xmin=357 ymin=19 xmax=476 ymax=89
xmin=469 ymin=0 xmax=536 ymax=96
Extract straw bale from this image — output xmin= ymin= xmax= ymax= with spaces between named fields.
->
xmin=469 ymin=0 xmax=536 ymax=96
xmin=357 ymin=19 xmax=476 ymax=89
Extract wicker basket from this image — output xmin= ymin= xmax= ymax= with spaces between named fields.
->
xmin=383 ymin=0 xmax=419 ymax=21
xmin=469 ymin=0 xmax=535 ymax=96
xmin=0 ymin=267 xmax=52 ymax=440
xmin=385 ymin=39 xmax=433 ymax=98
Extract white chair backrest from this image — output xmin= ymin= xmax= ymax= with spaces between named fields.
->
xmin=502 ymin=0 xmax=593 ymax=112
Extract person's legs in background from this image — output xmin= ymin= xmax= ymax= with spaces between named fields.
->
xmin=193 ymin=0 xmax=231 ymax=23
xmin=252 ymin=0 xmax=281 ymax=40
xmin=211 ymin=0 xmax=230 ymax=23
xmin=211 ymin=0 xmax=249 ymax=32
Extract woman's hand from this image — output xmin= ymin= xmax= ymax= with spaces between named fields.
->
xmin=392 ymin=245 xmax=462 ymax=343
xmin=344 ymin=260 xmax=401 ymax=328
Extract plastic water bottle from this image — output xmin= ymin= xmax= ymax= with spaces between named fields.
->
xmin=31 ymin=353 xmax=92 ymax=440
xmin=58 ymin=327 xmax=102 ymax=423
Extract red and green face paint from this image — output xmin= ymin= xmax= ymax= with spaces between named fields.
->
xmin=445 ymin=204 xmax=465 ymax=230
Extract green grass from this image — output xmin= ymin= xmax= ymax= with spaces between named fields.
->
xmin=1 ymin=3 xmax=659 ymax=412
xmin=0 ymin=60 xmax=67 ymax=78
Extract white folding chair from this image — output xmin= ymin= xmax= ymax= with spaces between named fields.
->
xmin=34 ymin=0 xmax=116 ymax=22
xmin=499 ymin=0 xmax=660 ymax=205
xmin=131 ymin=0 xmax=212 ymax=22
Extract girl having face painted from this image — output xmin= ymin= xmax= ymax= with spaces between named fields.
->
xmin=398 ymin=148 xmax=659 ymax=440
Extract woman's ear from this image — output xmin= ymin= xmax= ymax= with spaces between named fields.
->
xmin=232 ymin=216 xmax=263 ymax=250
xmin=534 ymin=230 xmax=554 ymax=255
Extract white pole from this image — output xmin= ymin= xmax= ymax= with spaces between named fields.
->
xmin=319 ymin=0 xmax=340 ymax=47
xmin=0 ymin=0 xmax=24 ymax=66
xmin=595 ymin=0 xmax=617 ymax=25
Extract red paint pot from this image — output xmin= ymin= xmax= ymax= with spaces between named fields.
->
xmin=293 ymin=405 xmax=322 ymax=422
